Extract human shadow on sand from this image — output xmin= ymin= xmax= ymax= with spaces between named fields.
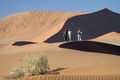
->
xmin=12 ymin=41 xmax=37 ymax=46
xmin=59 ymin=41 xmax=120 ymax=56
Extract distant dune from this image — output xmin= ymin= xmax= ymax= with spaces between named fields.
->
xmin=91 ymin=32 xmax=120 ymax=45
xmin=0 ymin=11 xmax=85 ymax=44
xmin=45 ymin=8 xmax=120 ymax=43
xmin=93 ymin=32 xmax=120 ymax=40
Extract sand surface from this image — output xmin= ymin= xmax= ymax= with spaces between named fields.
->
xmin=92 ymin=32 xmax=120 ymax=45
xmin=0 ymin=10 xmax=120 ymax=79
xmin=0 ymin=42 xmax=120 ymax=77
xmin=0 ymin=11 xmax=85 ymax=44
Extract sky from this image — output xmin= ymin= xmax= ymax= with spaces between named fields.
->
xmin=0 ymin=0 xmax=120 ymax=18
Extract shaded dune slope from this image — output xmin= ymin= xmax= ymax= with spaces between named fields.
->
xmin=45 ymin=8 xmax=120 ymax=43
xmin=59 ymin=41 xmax=120 ymax=56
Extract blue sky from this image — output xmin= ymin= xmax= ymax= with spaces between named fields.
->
xmin=0 ymin=0 xmax=120 ymax=18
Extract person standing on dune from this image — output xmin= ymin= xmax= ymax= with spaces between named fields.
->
xmin=68 ymin=29 xmax=72 ymax=41
xmin=77 ymin=28 xmax=82 ymax=41
xmin=63 ymin=29 xmax=68 ymax=41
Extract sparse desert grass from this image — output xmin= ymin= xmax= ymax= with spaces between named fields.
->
xmin=9 ymin=54 xmax=49 ymax=78
xmin=10 ymin=65 xmax=24 ymax=78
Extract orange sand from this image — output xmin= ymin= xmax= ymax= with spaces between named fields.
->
xmin=0 ymin=11 xmax=120 ymax=80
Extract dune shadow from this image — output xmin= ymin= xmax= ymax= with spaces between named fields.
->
xmin=12 ymin=41 xmax=37 ymax=46
xmin=59 ymin=41 xmax=120 ymax=56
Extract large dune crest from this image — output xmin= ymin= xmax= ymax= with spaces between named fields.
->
xmin=45 ymin=8 xmax=120 ymax=43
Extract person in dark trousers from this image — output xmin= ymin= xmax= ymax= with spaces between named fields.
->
xmin=63 ymin=29 xmax=68 ymax=41
xmin=77 ymin=28 xmax=82 ymax=41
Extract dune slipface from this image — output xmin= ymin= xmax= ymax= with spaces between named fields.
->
xmin=45 ymin=8 xmax=120 ymax=43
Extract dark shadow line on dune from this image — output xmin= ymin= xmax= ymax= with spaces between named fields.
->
xmin=12 ymin=41 xmax=38 ymax=46
xmin=59 ymin=41 xmax=120 ymax=56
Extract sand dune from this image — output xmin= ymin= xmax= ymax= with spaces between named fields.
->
xmin=93 ymin=32 xmax=120 ymax=40
xmin=45 ymin=8 xmax=120 ymax=43
xmin=91 ymin=32 xmax=120 ymax=45
xmin=0 ymin=11 xmax=85 ymax=44
xmin=0 ymin=9 xmax=120 ymax=80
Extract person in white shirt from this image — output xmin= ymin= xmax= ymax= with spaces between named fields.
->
xmin=68 ymin=29 xmax=72 ymax=41
xmin=77 ymin=29 xmax=82 ymax=41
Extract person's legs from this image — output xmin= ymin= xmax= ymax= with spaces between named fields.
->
xmin=63 ymin=35 xmax=66 ymax=41
xmin=68 ymin=34 xmax=71 ymax=41
xmin=70 ymin=35 xmax=71 ymax=41
xmin=80 ymin=35 xmax=82 ymax=41
xmin=65 ymin=35 xmax=68 ymax=41
xmin=77 ymin=35 xmax=80 ymax=41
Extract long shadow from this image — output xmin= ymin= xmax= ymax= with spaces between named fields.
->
xmin=59 ymin=41 xmax=120 ymax=56
xmin=12 ymin=41 xmax=37 ymax=46
xmin=47 ymin=67 xmax=68 ymax=74
xmin=45 ymin=8 xmax=120 ymax=43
